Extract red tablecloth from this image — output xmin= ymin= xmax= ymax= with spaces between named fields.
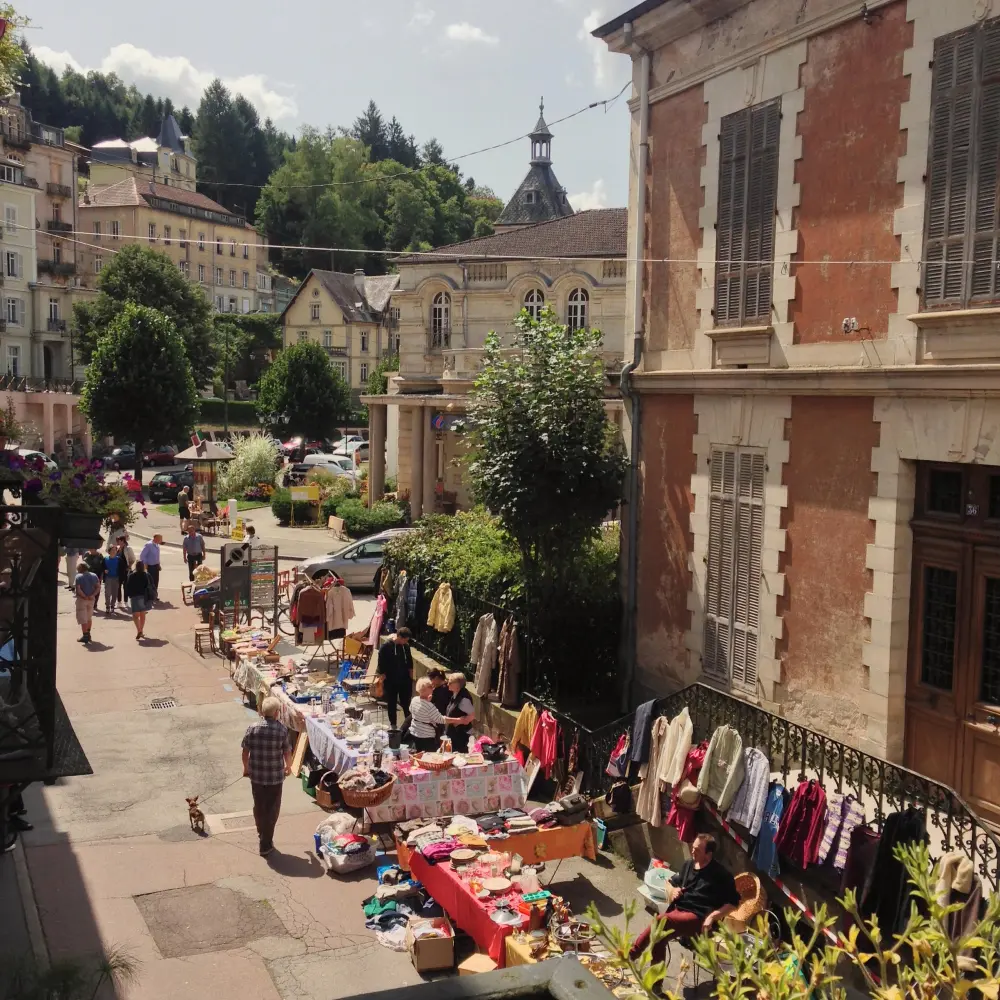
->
xmin=409 ymin=853 xmax=526 ymax=967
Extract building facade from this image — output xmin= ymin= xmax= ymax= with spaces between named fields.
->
xmin=280 ymin=268 xmax=399 ymax=403
xmin=597 ymin=0 xmax=1000 ymax=822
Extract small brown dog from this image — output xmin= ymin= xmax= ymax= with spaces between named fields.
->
xmin=186 ymin=796 xmax=206 ymax=834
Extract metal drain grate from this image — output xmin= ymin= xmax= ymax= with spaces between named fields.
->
xmin=150 ymin=697 xmax=176 ymax=710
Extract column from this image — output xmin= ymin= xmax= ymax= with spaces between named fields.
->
xmin=78 ymin=405 xmax=92 ymax=458
xmin=409 ymin=406 xmax=424 ymax=520
xmin=422 ymin=413 xmax=436 ymax=516
xmin=369 ymin=403 xmax=386 ymax=503
xmin=42 ymin=396 xmax=53 ymax=455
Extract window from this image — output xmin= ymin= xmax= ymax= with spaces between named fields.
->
xmin=179 ymin=229 xmax=187 ymax=247
xmin=431 ymin=291 xmax=451 ymax=347
xmin=230 ymin=241 xmax=236 ymax=257
xmin=52 ymin=203 xmax=61 ymax=222
xmin=198 ymin=232 xmax=205 ymax=251
xmin=198 ymin=263 xmax=205 ymax=282
xmin=228 ymin=297 xmax=237 ymax=313
xmin=243 ymin=244 xmax=249 ymax=259
xmin=215 ymin=295 xmax=225 ymax=311
xmin=163 ymin=225 xmax=171 ymax=245
xmin=360 ymin=330 xmax=369 ymax=353
xmin=334 ymin=360 xmax=347 ymax=380
xmin=179 ymin=260 xmax=190 ymax=277
xmin=52 ymin=244 xmax=62 ymax=264
xmin=148 ymin=222 xmax=156 ymax=242
xmin=298 ymin=330 xmax=308 ymax=343
xmin=567 ymin=288 xmax=589 ymax=330
xmin=523 ymin=287 xmax=545 ymax=320
xmin=216 ymin=239 xmax=223 ymax=255
xmin=360 ymin=362 xmax=368 ymax=382
xmin=242 ymin=271 xmax=249 ymax=289
xmin=525 ymin=191 xmax=535 ymax=204
xmin=714 ymin=99 xmax=780 ymax=326
xmin=0 ymin=164 xmax=21 ymax=184
xmin=215 ymin=267 xmax=224 ymax=284
xmin=6 ymin=345 xmax=18 ymax=376
xmin=93 ymin=221 xmax=101 ymax=241
xmin=229 ymin=269 xmax=236 ymax=287
xmin=323 ymin=329 xmax=332 ymax=347
xmin=924 ymin=21 xmax=1000 ymax=305
xmin=703 ymin=447 xmax=765 ymax=691
xmin=94 ymin=256 xmax=103 ymax=274
xmin=48 ymin=297 xmax=59 ymax=320
xmin=310 ymin=303 xmax=321 ymax=321
xmin=111 ymin=220 xmax=121 ymax=240
xmin=242 ymin=298 xmax=250 ymax=313
xmin=4 ymin=205 xmax=15 ymax=235
xmin=5 ymin=297 xmax=23 ymax=326
xmin=390 ymin=331 xmax=401 ymax=354
xmin=5 ymin=251 xmax=19 ymax=278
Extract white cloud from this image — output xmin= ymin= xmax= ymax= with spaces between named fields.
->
xmin=409 ymin=2 xmax=435 ymax=30
xmin=32 ymin=42 xmax=298 ymax=123
xmin=569 ymin=179 xmax=609 ymax=212
xmin=445 ymin=22 xmax=499 ymax=45
xmin=579 ymin=10 xmax=613 ymax=87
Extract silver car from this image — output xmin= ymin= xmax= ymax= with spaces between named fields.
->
xmin=300 ymin=528 xmax=411 ymax=587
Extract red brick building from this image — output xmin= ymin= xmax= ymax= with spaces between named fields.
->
xmin=596 ymin=0 xmax=1000 ymax=822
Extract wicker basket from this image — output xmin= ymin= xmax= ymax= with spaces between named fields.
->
xmin=412 ymin=753 xmax=455 ymax=772
xmin=726 ymin=872 xmax=767 ymax=932
xmin=341 ymin=774 xmax=396 ymax=808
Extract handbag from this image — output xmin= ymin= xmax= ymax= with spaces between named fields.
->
xmin=676 ymin=779 xmax=702 ymax=808
xmin=482 ymin=741 xmax=509 ymax=763
xmin=372 ymin=674 xmax=385 ymax=699
xmin=316 ymin=771 xmax=343 ymax=811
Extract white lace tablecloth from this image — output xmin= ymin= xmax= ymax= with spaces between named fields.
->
xmin=305 ymin=715 xmax=365 ymax=773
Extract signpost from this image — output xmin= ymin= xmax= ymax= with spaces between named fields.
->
xmin=220 ymin=542 xmax=278 ymax=626
xmin=289 ymin=483 xmax=320 ymax=526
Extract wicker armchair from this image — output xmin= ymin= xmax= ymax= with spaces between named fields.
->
xmin=724 ymin=872 xmax=768 ymax=933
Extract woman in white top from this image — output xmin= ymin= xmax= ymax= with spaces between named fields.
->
xmin=408 ymin=677 xmax=448 ymax=752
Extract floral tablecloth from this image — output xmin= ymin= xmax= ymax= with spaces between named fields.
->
xmin=365 ymin=758 xmax=527 ymax=824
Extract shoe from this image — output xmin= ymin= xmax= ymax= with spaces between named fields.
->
xmin=77 ymin=635 xmax=87 ymax=643
xmin=2 ymin=830 xmax=16 ymax=853
xmin=259 ymin=845 xmax=275 ymax=857
xmin=9 ymin=815 xmax=32 ymax=832
xmin=11 ymin=804 xmax=26 ymax=817
xmin=83 ymin=634 xmax=91 ymax=644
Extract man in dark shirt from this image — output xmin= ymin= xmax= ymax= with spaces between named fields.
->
xmin=377 ymin=627 xmax=413 ymax=728
xmin=630 ymin=834 xmax=739 ymax=966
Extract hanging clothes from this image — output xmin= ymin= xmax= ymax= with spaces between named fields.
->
xmin=529 ymin=710 xmax=559 ymax=778
xmin=426 ymin=582 xmax=456 ymax=632
xmin=751 ymin=782 xmax=788 ymax=879
xmin=394 ymin=571 xmax=409 ymax=628
xmin=658 ymin=707 xmax=692 ymax=787
xmin=859 ymin=807 xmax=928 ymax=938
xmin=510 ymin=702 xmax=538 ymax=767
xmin=470 ymin=613 xmax=499 ymax=698
xmin=840 ymin=824 xmax=881 ymax=897
xmin=726 ymin=747 xmax=770 ymax=836
xmin=774 ymin=780 xmax=829 ymax=869
xmin=605 ymin=733 xmax=630 ymax=779
xmin=665 ymin=741 xmax=708 ymax=844
xmin=296 ymin=585 xmax=326 ymax=644
xmin=817 ymin=793 xmax=865 ymax=871
xmin=630 ymin=700 xmax=657 ymax=766
xmin=406 ymin=576 xmax=420 ymax=620
xmin=697 ymin=724 xmax=745 ymax=812
xmin=325 ymin=582 xmax=355 ymax=635
xmin=935 ymin=851 xmax=982 ymax=946
xmin=497 ymin=619 xmax=522 ymax=708
xmin=635 ymin=715 xmax=670 ymax=827
xmin=368 ymin=594 xmax=388 ymax=647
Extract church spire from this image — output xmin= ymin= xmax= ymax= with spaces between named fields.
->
xmin=529 ymin=97 xmax=552 ymax=164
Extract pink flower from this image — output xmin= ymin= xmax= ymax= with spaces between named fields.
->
xmin=141 ymin=508 xmax=148 ymax=518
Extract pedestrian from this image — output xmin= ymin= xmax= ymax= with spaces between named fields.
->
xmin=376 ymin=626 xmax=413 ymax=729
xmin=138 ymin=533 xmax=162 ymax=601
xmin=103 ymin=547 xmax=121 ymax=613
xmin=443 ymin=672 xmax=477 ymax=753
xmin=106 ymin=513 xmax=126 ymax=552
xmin=73 ymin=560 xmax=100 ymax=644
xmin=116 ymin=535 xmax=134 ymax=608
xmin=182 ymin=523 xmax=205 ymax=581
xmin=241 ymin=695 xmax=292 ymax=857
xmin=83 ymin=547 xmax=105 ymax=609
xmin=408 ymin=676 xmax=448 ymax=753
xmin=125 ymin=560 xmax=152 ymax=639
xmin=63 ymin=546 xmax=78 ymax=590
xmin=177 ymin=485 xmax=191 ymax=534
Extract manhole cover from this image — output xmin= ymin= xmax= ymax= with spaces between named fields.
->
xmin=150 ymin=698 xmax=176 ymax=710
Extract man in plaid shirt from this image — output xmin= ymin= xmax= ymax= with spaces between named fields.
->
xmin=242 ymin=697 xmax=292 ymax=856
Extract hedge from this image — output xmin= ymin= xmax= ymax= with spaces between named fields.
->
xmin=270 ymin=488 xmax=317 ymax=524
xmin=197 ymin=399 xmax=260 ymax=426
xmin=335 ymin=499 xmax=405 ymax=538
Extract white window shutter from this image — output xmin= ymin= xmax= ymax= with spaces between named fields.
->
xmin=703 ymin=447 xmax=737 ymax=680
xmin=731 ymin=451 xmax=765 ymax=690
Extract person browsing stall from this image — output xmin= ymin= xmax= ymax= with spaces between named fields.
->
xmin=376 ymin=627 xmax=413 ymax=728
xmin=408 ymin=677 xmax=449 ymax=753
xmin=182 ymin=524 xmax=206 ymax=581
xmin=444 ymin=672 xmax=476 ymax=753
xmin=629 ymin=833 xmax=739 ymax=971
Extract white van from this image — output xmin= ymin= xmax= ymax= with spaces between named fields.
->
xmin=301 ymin=453 xmax=356 ymax=479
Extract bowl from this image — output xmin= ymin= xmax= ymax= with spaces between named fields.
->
xmin=483 ymin=876 xmax=512 ymax=894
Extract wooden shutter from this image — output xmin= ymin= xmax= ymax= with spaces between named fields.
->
xmin=714 ymin=100 xmax=780 ymax=326
xmin=703 ymin=448 xmax=736 ymax=679
xmin=971 ymin=22 xmax=1000 ymax=299
xmin=731 ymin=451 xmax=765 ymax=690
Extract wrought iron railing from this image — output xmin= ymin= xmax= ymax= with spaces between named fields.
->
xmin=0 ymin=374 xmax=82 ymax=394
xmin=575 ymin=682 xmax=1000 ymax=893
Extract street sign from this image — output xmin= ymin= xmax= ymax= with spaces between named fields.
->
xmin=231 ymin=518 xmax=245 ymax=541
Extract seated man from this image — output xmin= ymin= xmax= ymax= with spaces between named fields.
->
xmin=630 ymin=833 xmax=739 ymax=966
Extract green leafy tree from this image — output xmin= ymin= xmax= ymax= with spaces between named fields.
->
xmin=467 ymin=307 xmax=626 ymax=642
xmin=81 ymin=303 xmax=199 ymax=482
xmin=72 ymin=244 xmax=216 ymax=386
xmin=366 ymin=352 xmax=399 ymax=397
xmin=255 ymin=340 xmax=351 ymax=440
xmin=213 ymin=312 xmax=281 ymax=389
xmin=0 ymin=7 xmax=28 ymax=96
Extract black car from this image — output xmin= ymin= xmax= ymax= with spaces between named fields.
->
xmin=148 ymin=470 xmax=194 ymax=504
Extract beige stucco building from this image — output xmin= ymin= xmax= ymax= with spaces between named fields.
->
xmin=280 ymin=268 xmax=400 ymax=402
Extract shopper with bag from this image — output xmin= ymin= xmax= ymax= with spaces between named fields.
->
xmin=376 ymin=627 xmax=413 ymax=728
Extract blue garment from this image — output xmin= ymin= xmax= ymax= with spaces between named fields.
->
xmin=74 ymin=571 xmax=100 ymax=598
xmin=630 ymin=699 xmax=657 ymax=764
xmin=103 ymin=556 xmax=120 ymax=578
xmin=752 ymin=782 xmax=787 ymax=879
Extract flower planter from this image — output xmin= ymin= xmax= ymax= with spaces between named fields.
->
xmin=59 ymin=511 xmax=104 ymax=550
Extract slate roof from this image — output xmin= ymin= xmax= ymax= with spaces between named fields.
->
xmin=394 ymin=208 xmax=627 ymax=264
xmin=282 ymin=269 xmax=397 ymax=324
xmin=157 ymin=114 xmax=185 ymax=152
xmin=363 ymin=274 xmax=400 ymax=313
xmin=81 ymin=176 xmax=243 ymax=219
xmin=495 ymin=162 xmax=575 ymax=228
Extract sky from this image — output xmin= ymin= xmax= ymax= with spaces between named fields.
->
xmin=18 ymin=0 xmax=635 ymax=212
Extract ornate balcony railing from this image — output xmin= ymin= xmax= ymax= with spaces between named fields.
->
xmin=46 ymin=318 xmax=67 ymax=333
xmin=0 ymin=374 xmax=82 ymax=394
xmin=46 ymin=220 xmax=72 ymax=233
xmin=562 ymin=682 xmax=1000 ymax=894
xmin=37 ymin=260 xmax=76 ymax=276
xmin=46 ymin=182 xmax=72 ymax=198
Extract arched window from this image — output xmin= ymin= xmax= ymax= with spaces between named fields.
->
xmin=523 ymin=287 xmax=545 ymax=321
xmin=431 ymin=291 xmax=451 ymax=348
xmin=567 ymin=287 xmax=589 ymax=331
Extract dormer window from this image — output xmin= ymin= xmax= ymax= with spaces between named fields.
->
xmin=525 ymin=191 xmax=536 ymax=205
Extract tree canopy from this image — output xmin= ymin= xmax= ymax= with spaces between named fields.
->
xmin=72 ymin=244 xmax=216 ymax=386
xmin=255 ymin=341 xmax=351 ymax=440
xmin=81 ymin=303 xmax=199 ymax=478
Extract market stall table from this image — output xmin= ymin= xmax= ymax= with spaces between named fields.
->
xmin=503 ymin=822 xmax=597 ymax=864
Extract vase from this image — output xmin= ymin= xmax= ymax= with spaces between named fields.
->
xmin=59 ymin=511 xmax=104 ymax=550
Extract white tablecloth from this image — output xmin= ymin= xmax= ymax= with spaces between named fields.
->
xmin=305 ymin=715 xmax=367 ymax=773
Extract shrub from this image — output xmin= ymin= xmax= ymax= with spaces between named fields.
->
xmin=335 ymin=498 xmax=405 ymax=538
xmin=320 ymin=488 xmax=361 ymax=521
xmin=217 ymin=433 xmax=278 ymax=500
xmin=270 ymin=487 xmax=315 ymax=525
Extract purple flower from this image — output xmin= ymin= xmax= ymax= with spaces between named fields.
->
xmin=8 ymin=455 xmax=23 ymax=470
xmin=73 ymin=458 xmax=87 ymax=469
xmin=48 ymin=470 xmax=60 ymax=481
xmin=23 ymin=478 xmax=42 ymax=494
xmin=71 ymin=474 xmax=84 ymax=488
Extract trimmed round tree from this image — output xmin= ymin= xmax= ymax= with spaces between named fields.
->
xmin=255 ymin=340 xmax=352 ymax=440
xmin=81 ymin=303 xmax=200 ymax=482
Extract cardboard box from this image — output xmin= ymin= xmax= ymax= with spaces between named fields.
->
xmin=406 ymin=917 xmax=454 ymax=972
xmin=458 ymin=954 xmax=498 ymax=976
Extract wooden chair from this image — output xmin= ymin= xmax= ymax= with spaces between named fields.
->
xmin=181 ymin=583 xmax=193 ymax=606
xmin=194 ymin=610 xmax=217 ymax=657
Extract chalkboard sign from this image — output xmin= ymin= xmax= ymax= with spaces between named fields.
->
xmin=219 ymin=542 xmax=278 ymax=624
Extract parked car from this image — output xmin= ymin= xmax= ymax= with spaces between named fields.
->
xmin=300 ymin=529 xmax=412 ymax=588
xmin=281 ymin=437 xmax=333 ymax=460
xmin=302 ymin=453 xmax=356 ymax=477
xmin=332 ymin=440 xmax=370 ymax=463
xmin=143 ymin=445 xmax=177 ymax=466
xmin=105 ymin=444 xmax=136 ymax=469
xmin=16 ymin=449 xmax=58 ymax=473
xmin=148 ymin=469 xmax=194 ymax=504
